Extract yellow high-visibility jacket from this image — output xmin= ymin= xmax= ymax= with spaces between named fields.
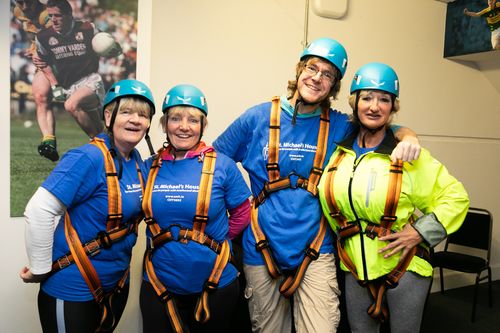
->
xmin=318 ymin=131 xmax=469 ymax=280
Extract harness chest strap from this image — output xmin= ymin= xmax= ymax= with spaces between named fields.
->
xmin=324 ymin=152 xmax=404 ymax=240
xmin=52 ymin=222 xmax=134 ymax=273
xmin=143 ymin=149 xmax=217 ymax=241
xmin=254 ymin=96 xmax=330 ymax=206
xmin=251 ymin=96 xmax=330 ymax=296
xmin=142 ymin=150 xmax=231 ymax=330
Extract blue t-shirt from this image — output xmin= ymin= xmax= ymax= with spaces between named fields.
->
xmin=143 ymin=150 xmax=251 ymax=294
xmin=352 ymin=134 xmax=380 ymax=157
xmin=41 ymin=133 xmax=145 ymax=301
xmin=213 ymin=97 xmax=355 ymax=270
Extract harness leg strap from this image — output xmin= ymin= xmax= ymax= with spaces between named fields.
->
xmin=194 ymin=240 xmax=231 ymax=323
xmin=144 ymin=250 xmax=188 ymax=333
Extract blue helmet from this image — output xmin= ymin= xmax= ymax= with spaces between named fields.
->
xmin=103 ymin=79 xmax=156 ymax=116
xmin=162 ymin=84 xmax=208 ymax=115
xmin=301 ymin=37 xmax=348 ymax=78
xmin=350 ymin=62 xmax=400 ymax=97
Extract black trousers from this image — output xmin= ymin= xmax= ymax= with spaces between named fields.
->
xmin=38 ymin=285 xmax=129 ymax=333
xmin=140 ymin=278 xmax=240 ymax=333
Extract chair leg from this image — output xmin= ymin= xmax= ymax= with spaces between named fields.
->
xmin=471 ymin=274 xmax=480 ymax=322
xmin=439 ymin=268 xmax=444 ymax=294
xmin=488 ymin=266 xmax=492 ymax=307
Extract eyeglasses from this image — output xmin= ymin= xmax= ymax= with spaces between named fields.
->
xmin=303 ymin=65 xmax=335 ymax=83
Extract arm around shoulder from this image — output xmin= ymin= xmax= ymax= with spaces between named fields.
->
xmin=391 ymin=125 xmax=421 ymax=162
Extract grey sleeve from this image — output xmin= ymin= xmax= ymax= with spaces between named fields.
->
xmin=412 ymin=213 xmax=447 ymax=248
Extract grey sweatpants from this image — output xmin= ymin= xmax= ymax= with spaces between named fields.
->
xmin=345 ymin=271 xmax=431 ymax=333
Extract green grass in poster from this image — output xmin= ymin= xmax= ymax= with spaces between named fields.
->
xmin=10 ymin=112 xmax=89 ymax=217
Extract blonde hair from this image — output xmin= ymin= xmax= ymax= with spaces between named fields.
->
xmin=159 ymin=106 xmax=208 ymax=132
xmin=104 ymin=97 xmax=152 ymax=132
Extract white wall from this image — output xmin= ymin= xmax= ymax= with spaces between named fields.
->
xmin=2 ymin=0 xmax=499 ymax=331
xmin=147 ymin=0 xmax=500 ymax=292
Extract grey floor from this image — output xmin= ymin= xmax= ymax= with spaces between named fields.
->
xmin=420 ymin=279 xmax=499 ymax=333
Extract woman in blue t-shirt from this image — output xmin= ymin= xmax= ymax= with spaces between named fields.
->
xmin=140 ymin=84 xmax=251 ymax=333
xmin=20 ymin=79 xmax=156 ymax=332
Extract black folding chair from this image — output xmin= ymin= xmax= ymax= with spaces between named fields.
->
xmin=431 ymin=207 xmax=493 ymax=322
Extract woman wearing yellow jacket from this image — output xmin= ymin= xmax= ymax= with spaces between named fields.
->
xmin=318 ymin=62 xmax=470 ymax=333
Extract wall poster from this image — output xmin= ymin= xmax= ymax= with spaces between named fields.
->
xmin=444 ymin=0 xmax=499 ymax=57
xmin=10 ymin=0 xmax=140 ymax=216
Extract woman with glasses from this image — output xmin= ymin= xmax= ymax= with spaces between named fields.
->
xmin=318 ymin=62 xmax=469 ymax=333
xmin=213 ymin=38 xmax=422 ymax=333
xmin=139 ymin=84 xmax=251 ymax=333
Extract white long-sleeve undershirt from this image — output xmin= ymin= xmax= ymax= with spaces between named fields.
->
xmin=24 ymin=187 xmax=66 ymax=275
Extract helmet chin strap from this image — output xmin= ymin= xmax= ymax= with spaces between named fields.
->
xmin=292 ymin=94 xmax=320 ymax=125
xmin=107 ymin=102 xmax=124 ymax=178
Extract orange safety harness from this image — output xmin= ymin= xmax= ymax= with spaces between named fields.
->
xmin=142 ymin=149 xmax=231 ymax=333
xmin=250 ymin=96 xmax=330 ymax=298
xmin=323 ymin=151 xmax=429 ymax=323
xmin=51 ymin=137 xmax=144 ymax=332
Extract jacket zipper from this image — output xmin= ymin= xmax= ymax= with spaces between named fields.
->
xmin=347 ymin=153 xmax=369 ymax=281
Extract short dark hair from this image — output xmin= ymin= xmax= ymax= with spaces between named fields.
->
xmin=46 ymin=0 xmax=73 ymax=15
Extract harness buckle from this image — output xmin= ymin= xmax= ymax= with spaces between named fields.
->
xmin=159 ymin=290 xmax=173 ymax=302
xmin=380 ymin=215 xmax=397 ymax=223
xmin=310 ymin=166 xmax=323 ymax=176
xmin=209 ymin=239 xmax=220 ymax=253
xmin=255 ymin=187 xmax=269 ymax=207
xmin=255 ymin=239 xmax=270 ymax=252
xmin=287 ymin=172 xmax=300 ymax=189
xmin=57 ymin=255 xmax=72 ymax=269
xmin=266 ymin=163 xmax=279 ymax=172
xmin=305 ymin=247 xmax=320 ymax=261
xmin=107 ymin=213 xmax=123 ymax=224
xmin=365 ymin=225 xmax=378 ymax=240
xmin=98 ymin=231 xmax=113 ymax=249
xmin=338 ymin=223 xmax=361 ymax=240
xmin=330 ymin=211 xmax=341 ymax=218
xmin=84 ymin=239 xmax=101 ymax=256
xmin=204 ymin=280 xmax=218 ymax=293
xmin=385 ymin=269 xmax=403 ymax=289
xmin=193 ymin=215 xmax=209 ymax=224
xmin=92 ymin=287 xmax=104 ymax=302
